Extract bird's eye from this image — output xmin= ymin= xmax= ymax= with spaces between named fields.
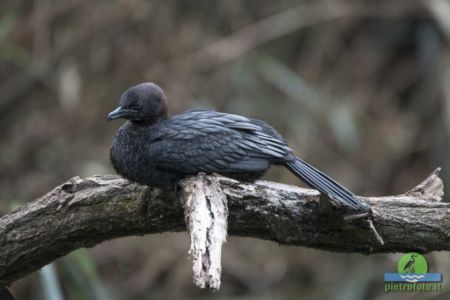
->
xmin=126 ymin=101 xmax=142 ymax=110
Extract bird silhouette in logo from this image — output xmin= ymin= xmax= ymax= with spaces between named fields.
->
xmin=403 ymin=254 xmax=417 ymax=273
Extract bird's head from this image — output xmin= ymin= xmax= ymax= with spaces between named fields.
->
xmin=107 ymin=82 xmax=168 ymax=125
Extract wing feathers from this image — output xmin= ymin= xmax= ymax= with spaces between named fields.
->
xmin=148 ymin=110 xmax=291 ymax=174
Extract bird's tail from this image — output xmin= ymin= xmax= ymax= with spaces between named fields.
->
xmin=285 ymin=158 xmax=370 ymax=212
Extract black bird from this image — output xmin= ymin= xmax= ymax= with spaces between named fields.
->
xmin=108 ymin=83 xmax=370 ymax=212
xmin=403 ymin=254 xmax=417 ymax=273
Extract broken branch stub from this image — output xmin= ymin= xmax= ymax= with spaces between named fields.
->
xmin=179 ymin=174 xmax=228 ymax=291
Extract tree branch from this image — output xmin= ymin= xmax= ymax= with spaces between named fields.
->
xmin=0 ymin=169 xmax=448 ymax=286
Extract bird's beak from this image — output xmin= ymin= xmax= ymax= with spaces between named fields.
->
xmin=107 ymin=106 xmax=137 ymax=121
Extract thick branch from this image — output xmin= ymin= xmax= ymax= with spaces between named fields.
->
xmin=0 ymin=170 xmax=448 ymax=285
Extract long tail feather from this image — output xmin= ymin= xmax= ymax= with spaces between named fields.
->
xmin=285 ymin=158 xmax=370 ymax=212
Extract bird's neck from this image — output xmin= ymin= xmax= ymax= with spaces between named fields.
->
xmin=131 ymin=115 xmax=167 ymax=127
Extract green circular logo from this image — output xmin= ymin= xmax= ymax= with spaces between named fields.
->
xmin=397 ymin=252 xmax=428 ymax=274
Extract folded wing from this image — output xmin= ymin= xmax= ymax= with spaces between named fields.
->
xmin=148 ymin=110 xmax=292 ymax=174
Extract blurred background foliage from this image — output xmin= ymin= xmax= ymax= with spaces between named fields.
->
xmin=1 ymin=0 xmax=450 ymax=299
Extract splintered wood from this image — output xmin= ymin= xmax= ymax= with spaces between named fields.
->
xmin=179 ymin=174 xmax=228 ymax=291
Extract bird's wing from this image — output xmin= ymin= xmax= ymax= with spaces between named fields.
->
xmin=147 ymin=110 xmax=292 ymax=174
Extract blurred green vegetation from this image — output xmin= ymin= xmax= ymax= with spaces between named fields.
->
xmin=1 ymin=0 xmax=449 ymax=299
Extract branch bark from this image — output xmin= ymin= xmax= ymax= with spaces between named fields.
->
xmin=0 ymin=169 xmax=448 ymax=286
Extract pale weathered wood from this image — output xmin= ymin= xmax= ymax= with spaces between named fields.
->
xmin=0 ymin=169 xmax=448 ymax=286
xmin=179 ymin=174 xmax=228 ymax=290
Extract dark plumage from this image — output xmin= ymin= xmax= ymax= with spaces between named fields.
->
xmin=108 ymin=82 xmax=371 ymax=212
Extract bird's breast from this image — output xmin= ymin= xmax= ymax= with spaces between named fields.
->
xmin=110 ymin=124 xmax=179 ymax=187
xmin=110 ymin=125 xmax=151 ymax=182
